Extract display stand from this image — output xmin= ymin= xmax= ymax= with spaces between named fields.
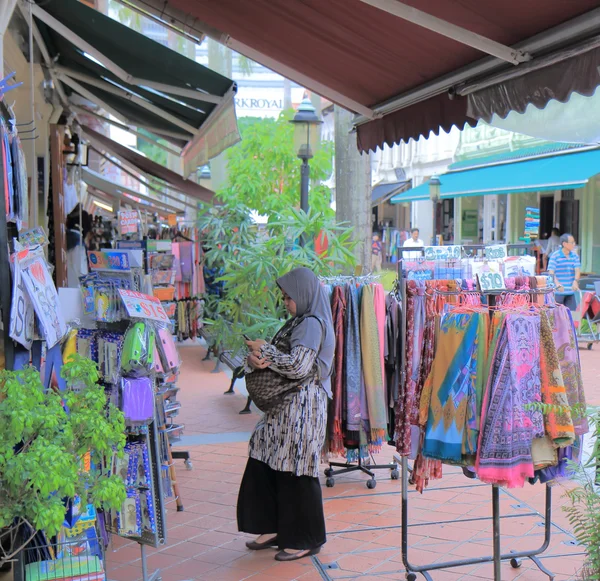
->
xmin=396 ymin=249 xmax=557 ymax=581
xmin=398 ymin=456 xmax=554 ymax=581
xmin=325 ymin=454 xmax=399 ymax=490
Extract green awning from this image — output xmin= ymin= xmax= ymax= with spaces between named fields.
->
xmin=390 ymin=147 xmax=600 ymax=203
xmin=33 ymin=0 xmax=240 ymax=169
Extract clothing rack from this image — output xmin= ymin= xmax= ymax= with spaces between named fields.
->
xmin=321 ymin=273 xmax=398 ymax=489
xmin=396 ymin=274 xmax=557 ymax=581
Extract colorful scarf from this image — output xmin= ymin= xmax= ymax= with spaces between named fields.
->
xmin=360 ymin=284 xmax=388 ymax=446
xmin=476 ymin=315 xmax=544 ymax=488
xmin=420 ymin=311 xmax=486 ymax=463
xmin=344 ymin=284 xmax=362 ymax=438
xmin=395 ymin=280 xmax=425 ymax=455
xmin=373 ymin=284 xmax=387 ymax=401
xmin=548 ymin=305 xmax=588 ymax=435
xmin=539 ymin=311 xmax=575 ymax=447
xmin=329 ymin=285 xmax=346 ymax=455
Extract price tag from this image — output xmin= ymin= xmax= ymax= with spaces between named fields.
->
xmin=484 ymin=244 xmax=508 ymax=261
xmin=118 ymin=289 xmax=169 ymax=323
xmin=423 ymin=245 xmax=461 ymax=261
xmin=477 ymin=271 xmax=506 ymax=292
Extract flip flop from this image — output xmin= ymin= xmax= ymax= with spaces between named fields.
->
xmin=274 ymin=546 xmax=321 ymax=561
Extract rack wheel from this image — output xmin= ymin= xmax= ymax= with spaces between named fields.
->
xmin=366 ymin=479 xmax=377 ymax=489
xmin=510 ymin=558 xmax=522 ymax=569
xmin=588 ymin=343 xmax=594 ymax=351
xmin=326 ymin=477 xmax=335 ymax=488
xmin=185 ymin=459 xmax=193 ymax=471
xmin=324 ymin=468 xmax=333 ymax=477
xmin=391 ymin=469 xmax=400 ymax=480
xmin=406 ymin=573 xmax=417 ymax=581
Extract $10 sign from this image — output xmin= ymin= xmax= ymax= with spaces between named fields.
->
xmin=477 ymin=271 xmax=506 ymax=292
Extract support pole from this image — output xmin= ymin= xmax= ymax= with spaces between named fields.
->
xmin=492 ymin=485 xmax=502 ymax=580
xmin=299 ymin=157 xmax=310 ymax=247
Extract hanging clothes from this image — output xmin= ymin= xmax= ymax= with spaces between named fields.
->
xmin=359 ymin=284 xmax=388 ymax=448
xmin=343 ymin=283 xmax=363 ymax=444
xmin=476 ymin=315 xmax=545 ymax=488
xmin=329 ymin=286 xmax=346 ymax=455
xmin=547 ymin=305 xmax=588 ymax=435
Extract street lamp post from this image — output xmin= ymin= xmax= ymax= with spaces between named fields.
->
xmin=290 ymin=97 xmax=323 ymax=215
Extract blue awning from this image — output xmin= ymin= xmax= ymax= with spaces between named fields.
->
xmin=390 ymin=147 xmax=600 ymax=204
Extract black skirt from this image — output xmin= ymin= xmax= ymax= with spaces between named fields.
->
xmin=237 ymin=458 xmax=327 ymax=550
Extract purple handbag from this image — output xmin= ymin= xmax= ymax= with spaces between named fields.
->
xmin=121 ymin=377 xmax=154 ymax=423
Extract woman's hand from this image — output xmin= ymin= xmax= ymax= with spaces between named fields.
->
xmin=247 ymin=352 xmax=271 ymax=370
xmin=245 ymin=338 xmax=267 ymax=352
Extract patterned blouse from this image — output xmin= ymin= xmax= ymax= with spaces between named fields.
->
xmin=246 ymin=345 xmax=328 ymax=478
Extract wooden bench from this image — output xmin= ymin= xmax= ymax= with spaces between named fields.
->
xmin=219 ymin=350 xmax=252 ymax=414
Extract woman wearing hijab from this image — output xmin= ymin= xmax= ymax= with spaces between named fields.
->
xmin=237 ymin=267 xmax=334 ymax=562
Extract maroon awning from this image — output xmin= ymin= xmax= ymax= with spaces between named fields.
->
xmin=82 ymin=126 xmax=214 ymax=204
xmin=167 ymin=0 xmax=600 ymax=151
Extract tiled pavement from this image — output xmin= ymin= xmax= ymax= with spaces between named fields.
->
xmin=104 ymin=345 xmax=600 ymax=581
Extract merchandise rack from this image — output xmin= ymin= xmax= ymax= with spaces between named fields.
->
xmin=398 ymin=455 xmax=554 ymax=581
xmin=395 ymin=253 xmax=558 ymax=581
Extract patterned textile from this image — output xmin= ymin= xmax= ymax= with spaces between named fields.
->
xmin=419 ymin=311 xmax=487 ymax=463
xmin=385 ymin=293 xmax=402 ymax=406
xmin=329 ymin=286 xmax=346 ymax=455
xmin=476 ymin=315 xmax=544 ymax=488
xmin=539 ymin=311 xmax=575 ymax=447
xmin=394 ymin=280 xmax=425 ymax=455
xmin=360 ymin=284 xmax=388 ymax=446
xmin=373 ymin=284 xmax=387 ymax=401
xmin=249 ymin=346 xmax=327 ymax=478
xmin=344 ymin=284 xmax=362 ymax=437
xmin=547 ymin=305 xmax=588 ymax=435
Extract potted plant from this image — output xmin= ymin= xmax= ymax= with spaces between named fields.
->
xmin=0 ymin=355 xmax=126 ymax=566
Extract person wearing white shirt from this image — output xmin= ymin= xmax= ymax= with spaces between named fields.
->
xmin=403 ymin=228 xmax=424 ymax=260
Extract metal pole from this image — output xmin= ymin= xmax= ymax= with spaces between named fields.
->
xmin=492 ymin=485 xmax=502 ymax=580
xmin=299 ymin=156 xmax=310 ymax=247
xmin=300 ymin=157 xmax=310 ymax=214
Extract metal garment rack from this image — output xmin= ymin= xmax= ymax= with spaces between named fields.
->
xmin=322 ymin=274 xmax=398 ymax=489
xmin=396 ymin=255 xmax=556 ymax=580
xmin=399 ymin=456 xmax=554 ymax=581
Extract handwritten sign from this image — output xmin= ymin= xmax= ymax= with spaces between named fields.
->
xmin=477 ymin=271 xmax=506 ymax=292
xmin=484 ymin=244 xmax=508 ymax=261
xmin=118 ymin=210 xmax=140 ymax=235
xmin=423 ymin=245 xmax=461 ymax=261
xmin=118 ymin=289 xmax=169 ymax=323
xmin=88 ymin=250 xmax=131 ymax=271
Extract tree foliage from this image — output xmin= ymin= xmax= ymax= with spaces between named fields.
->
xmin=200 ymin=204 xmax=356 ymax=352
xmin=0 ymin=356 xmax=126 ymax=563
xmin=218 ymin=111 xmax=334 ymax=216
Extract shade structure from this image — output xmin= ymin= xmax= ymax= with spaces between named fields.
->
xmin=390 ymin=147 xmax=600 ymax=203
xmin=82 ymin=126 xmax=214 ymax=204
xmin=81 ymin=168 xmax=185 ymax=215
xmin=371 ymin=180 xmax=410 ymax=206
xmin=153 ymin=0 xmax=600 ymax=152
xmin=33 ymin=0 xmax=239 ymax=172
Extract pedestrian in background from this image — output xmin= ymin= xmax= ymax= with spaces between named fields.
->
xmin=547 ymin=233 xmax=581 ymax=310
xmin=371 ymin=232 xmax=383 ymax=272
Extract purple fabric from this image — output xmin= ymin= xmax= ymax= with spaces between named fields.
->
xmin=122 ymin=377 xmax=154 ymax=423
xmin=178 ymin=242 xmax=193 ymax=283
xmin=549 ymin=305 xmax=588 ymax=435
xmin=537 ymin=446 xmax=574 ymax=483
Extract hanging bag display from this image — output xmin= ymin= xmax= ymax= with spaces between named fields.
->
xmin=244 ymin=316 xmax=324 ymax=413
xmin=121 ymin=322 xmax=156 ymax=377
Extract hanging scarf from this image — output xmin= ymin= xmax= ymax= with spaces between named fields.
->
xmin=373 ymin=283 xmax=387 ymax=400
xmin=360 ymin=284 xmax=388 ymax=447
xmin=548 ymin=305 xmax=588 ymax=435
xmin=476 ymin=315 xmax=544 ymax=488
xmin=329 ymin=285 xmax=346 ymax=455
xmin=419 ymin=311 xmax=485 ymax=463
xmin=539 ymin=310 xmax=575 ymax=447
xmin=395 ymin=280 xmax=426 ymax=455
xmin=344 ymin=284 xmax=362 ymax=439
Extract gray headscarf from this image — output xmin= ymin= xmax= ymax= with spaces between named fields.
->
xmin=277 ymin=267 xmax=335 ymax=397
